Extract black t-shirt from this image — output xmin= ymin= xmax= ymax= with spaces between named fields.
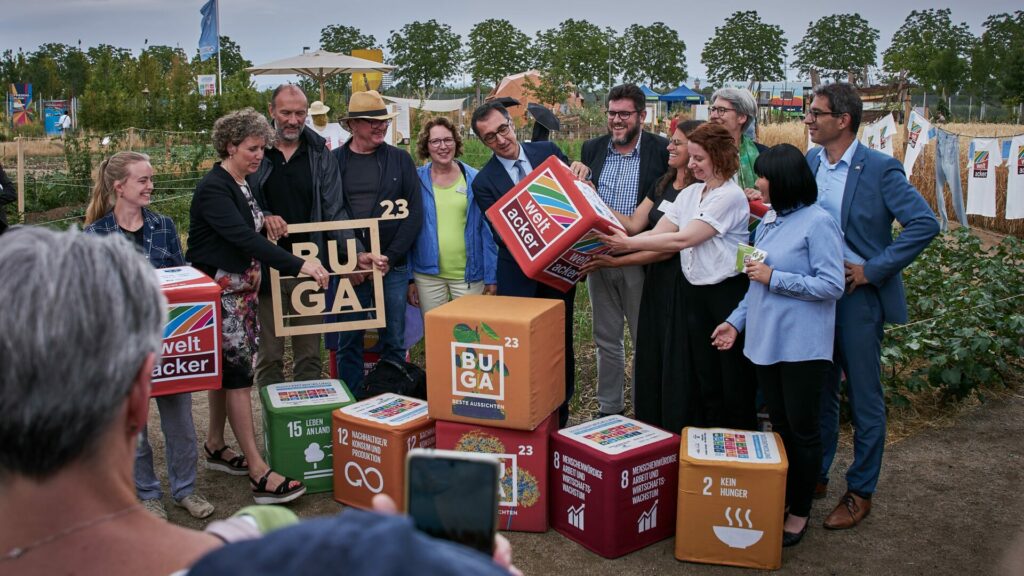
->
xmin=263 ymin=139 xmax=313 ymax=252
xmin=120 ymin=225 xmax=145 ymax=249
xmin=344 ymin=151 xmax=380 ymax=219
xmin=645 ymin=180 xmax=684 ymax=229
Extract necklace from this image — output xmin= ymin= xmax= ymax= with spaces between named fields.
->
xmin=2 ymin=503 xmax=144 ymax=561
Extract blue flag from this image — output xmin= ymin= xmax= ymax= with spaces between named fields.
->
xmin=198 ymin=0 xmax=218 ymax=62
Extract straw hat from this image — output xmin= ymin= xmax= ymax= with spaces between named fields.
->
xmin=308 ymin=101 xmax=330 ymax=116
xmin=339 ymin=90 xmax=398 ymax=127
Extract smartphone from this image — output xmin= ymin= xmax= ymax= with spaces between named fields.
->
xmin=404 ymin=448 xmax=501 ymax=554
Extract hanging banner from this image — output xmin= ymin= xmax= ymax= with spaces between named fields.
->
xmin=196 ymin=75 xmax=217 ymax=96
xmin=1006 ymin=135 xmax=1024 ymax=220
xmin=965 ymin=138 xmax=1001 ymax=218
xmin=860 ymin=114 xmax=896 ymax=157
xmin=7 ymin=83 xmax=33 ymax=127
xmin=902 ymin=111 xmax=932 ymax=177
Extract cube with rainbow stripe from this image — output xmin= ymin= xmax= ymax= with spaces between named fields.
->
xmin=485 ymin=156 xmax=625 ymax=292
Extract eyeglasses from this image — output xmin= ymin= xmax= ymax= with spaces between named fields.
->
xmin=360 ymin=118 xmax=391 ymax=128
xmin=428 ymin=137 xmax=456 ymax=148
xmin=607 ymin=110 xmax=639 ymax=120
xmin=804 ymin=109 xmax=845 ymax=121
xmin=708 ymin=106 xmax=735 ymax=116
xmin=669 ymin=139 xmax=687 ymax=147
xmin=481 ymin=121 xmax=513 ymax=145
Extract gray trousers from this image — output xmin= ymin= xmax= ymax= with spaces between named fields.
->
xmin=587 ymin=265 xmax=645 ymax=414
xmin=255 ymin=279 xmax=323 ymax=387
xmin=135 ymin=393 xmax=197 ymax=501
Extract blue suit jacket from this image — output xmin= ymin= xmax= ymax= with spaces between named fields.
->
xmin=472 ymin=141 xmax=570 ymax=297
xmin=806 ymin=143 xmax=939 ymax=324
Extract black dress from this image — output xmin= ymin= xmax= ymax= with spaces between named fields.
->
xmin=632 ymin=182 xmax=700 ymax=433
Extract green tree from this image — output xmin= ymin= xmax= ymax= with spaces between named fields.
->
xmin=701 ymin=11 xmax=787 ymax=90
xmin=792 ymin=14 xmax=879 ymax=85
xmin=970 ymin=11 xmax=1024 ymax=104
xmin=387 ymin=19 xmax=462 ymax=99
xmin=466 ymin=19 xmax=533 ymax=88
xmin=534 ymin=19 xmax=617 ymax=92
xmin=522 ymin=69 xmax=573 ymax=107
xmin=194 ymin=36 xmax=254 ymax=92
xmin=883 ymin=9 xmax=974 ymax=98
xmin=616 ymin=22 xmax=687 ymax=90
xmin=319 ymin=24 xmax=379 ymax=99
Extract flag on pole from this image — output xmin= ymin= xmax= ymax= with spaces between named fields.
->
xmin=198 ymin=0 xmax=218 ymax=62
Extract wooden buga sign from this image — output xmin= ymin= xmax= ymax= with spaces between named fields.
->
xmin=269 ymin=218 xmax=385 ymax=337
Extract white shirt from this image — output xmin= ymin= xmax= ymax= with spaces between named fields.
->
xmin=310 ymin=122 xmax=349 ymax=151
xmin=497 ymin=146 xmax=533 ymax=184
xmin=664 ymin=180 xmax=750 ymax=285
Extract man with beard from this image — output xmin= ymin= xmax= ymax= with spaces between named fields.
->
xmin=249 ymin=84 xmax=371 ymax=388
xmin=569 ymin=84 xmax=669 ymax=418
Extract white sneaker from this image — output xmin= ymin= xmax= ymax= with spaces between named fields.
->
xmin=142 ymin=498 xmax=167 ymax=520
xmin=174 ymin=493 xmax=215 ymax=519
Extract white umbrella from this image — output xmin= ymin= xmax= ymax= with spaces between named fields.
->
xmin=246 ymin=49 xmax=395 ymax=101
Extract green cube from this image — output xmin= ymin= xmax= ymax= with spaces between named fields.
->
xmin=260 ymin=379 xmax=355 ymax=493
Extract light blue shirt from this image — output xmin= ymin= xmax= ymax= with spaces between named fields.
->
xmin=597 ymin=133 xmax=642 ymax=215
xmin=726 ymin=204 xmax=845 ymax=365
xmin=497 ymin=146 xmax=533 ymax=184
xmin=814 ymin=140 xmax=865 ymax=265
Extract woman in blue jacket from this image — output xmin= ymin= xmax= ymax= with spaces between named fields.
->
xmin=408 ymin=117 xmax=497 ymax=316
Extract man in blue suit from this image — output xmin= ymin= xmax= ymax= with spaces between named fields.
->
xmin=470 ymin=101 xmax=576 ymax=427
xmin=806 ymin=83 xmax=939 ymax=530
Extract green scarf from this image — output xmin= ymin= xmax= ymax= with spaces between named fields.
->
xmin=737 ymin=135 xmax=760 ymax=190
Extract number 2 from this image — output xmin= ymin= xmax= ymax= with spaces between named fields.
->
xmin=702 ymin=476 xmax=712 ymax=496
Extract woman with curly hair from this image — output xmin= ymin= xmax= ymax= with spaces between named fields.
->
xmin=188 ymin=108 xmax=329 ymax=504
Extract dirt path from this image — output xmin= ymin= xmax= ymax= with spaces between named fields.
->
xmin=152 ymin=387 xmax=1023 ymax=575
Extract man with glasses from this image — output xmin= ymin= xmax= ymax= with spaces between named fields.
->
xmin=330 ymin=90 xmax=423 ymax=397
xmin=568 ymin=83 xmax=668 ymax=418
xmin=805 ymin=83 xmax=938 ymax=530
xmin=470 ymin=100 xmax=576 ymax=427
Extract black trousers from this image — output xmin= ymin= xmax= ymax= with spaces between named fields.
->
xmin=756 ymin=359 xmax=830 ymax=517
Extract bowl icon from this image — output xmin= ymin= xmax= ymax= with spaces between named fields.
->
xmin=713 ymin=525 xmax=764 ymax=549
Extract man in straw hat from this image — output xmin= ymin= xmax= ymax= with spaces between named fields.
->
xmin=328 ymin=90 xmax=423 ymax=397
xmin=307 ymin=100 xmax=349 ymax=151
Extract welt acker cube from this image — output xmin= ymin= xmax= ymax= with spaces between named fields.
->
xmin=550 ymin=416 xmax=680 ymax=558
xmin=436 ymin=411 xmax=558 ymax=532
xmin=332 ymin=393 xmax=435 ymax=510
xmin=259 ymin=379 xmax=354 ymax=494
xmin=425 ymin=295 xmax=564 ymax=430
xmin=675 ymin=427 xmax=788 ymax=570
xmin=485 ymin=155 xmax=625 ymax=292
xmin=153 ymin=266 xmax=222 ymax=396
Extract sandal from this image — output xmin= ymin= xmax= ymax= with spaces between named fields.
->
xmin=250 ymin=470 xmax=306 ymax=505
xmin=204 ymin=444 xmax=249 ymax=476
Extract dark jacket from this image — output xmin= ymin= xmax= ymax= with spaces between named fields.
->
xmin=84 ymin=207 xmax=185 ymax=268
xmin=187 ymin=163 xmax=304 ymax=276
xmin=580 ymin=131 xmax=670 ymax=208
xmin=332 ymin=140 xmax=422 ymax=267
xmin=0 ymin=163 xmax=15 ymax=235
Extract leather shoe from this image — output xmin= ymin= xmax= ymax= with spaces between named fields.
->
xmin=782 ymin=521 xmax=809 ymax=547
xmin=813 ymin=481 xmax=828 ymax=500
xmin=823 ymin=491 xmax=872 ymax=530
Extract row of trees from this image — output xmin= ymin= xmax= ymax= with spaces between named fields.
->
xmin=2 ymin=9 xmax=1021 ymax=133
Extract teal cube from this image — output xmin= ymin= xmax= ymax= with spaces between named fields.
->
xmin=260 ymin=379 xmax=354 ymax=493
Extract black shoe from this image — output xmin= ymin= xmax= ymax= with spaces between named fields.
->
xmin=782 ymin=521 xmax=809 ymax=547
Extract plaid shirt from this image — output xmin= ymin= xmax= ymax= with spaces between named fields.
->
xmin=84 ymin=207 xmax=185 ymax=269
xmin=596 ymin=133 xmax=642 ymax=216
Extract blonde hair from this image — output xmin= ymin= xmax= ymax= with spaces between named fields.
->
xmin=84 ymin=151 xmax=151 ymax=225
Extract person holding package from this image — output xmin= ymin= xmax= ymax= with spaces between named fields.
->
xmin=83 ymin=151 xmax=213 ymax=520
xmin=599 ymin=123 xmax=757 ymax=431
xmin=188 ymin=107 xmax=331 ymax=504
xmin=711 ymin=144 xmax=845 ymax=546
xmin=582 ymin=119 xmax=704 ymax=432
xmin=408 ymin=116 xmax=497 ymax=318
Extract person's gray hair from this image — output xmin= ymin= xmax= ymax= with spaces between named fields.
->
xmin=0 ymin=227 xmax=166 ymax=479
xmin=711 ymin=87 xmax=758 ymax=132
xmin=211 ymin=107 xmax=276 ymax=159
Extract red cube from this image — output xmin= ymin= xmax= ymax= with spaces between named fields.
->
xmin=485 ymin=156 xmax=624 ymax=292
xmin=436 ymin=411 xmax=558 ymax=532
xmin=550 ymin=416 xmax=680 ymax=558
xmin=154 ymin=267 xmax=222 ymax=396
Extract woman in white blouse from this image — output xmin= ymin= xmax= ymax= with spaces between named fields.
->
xmin=600 ymin=122 xmax=756 ymax=430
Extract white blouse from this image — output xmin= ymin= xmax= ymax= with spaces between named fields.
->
xmin=664 ymin=180 xmax=750 ymax=285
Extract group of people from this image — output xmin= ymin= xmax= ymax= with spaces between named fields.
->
xmin=0 ymin=78 xmax=941 ymax=572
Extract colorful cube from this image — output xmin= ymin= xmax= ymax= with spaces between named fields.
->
xmin=425 ymin=295 xmax=564 ymax=430
xmin=484 ymin=156 xmax=625 ymax=292
xmin=674 ymin=427 xmax=788 ymax=570
xmin=153 ymin=266 xmax=222 ymax=396
xmin=436 ymin=411 xmax=558 ymax=532
xmin=259 ymin=379 xmax=355 ymax=493
xmin=550 ymin=416 xmax=680 ymax=558
xmin=332 ymin=393 xmax=435 ymax=510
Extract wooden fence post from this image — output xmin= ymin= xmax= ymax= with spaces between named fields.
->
xmin=16 ymin=137 xmax=25 ymax=223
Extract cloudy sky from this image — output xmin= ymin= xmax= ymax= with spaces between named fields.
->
xmin=2 ymin=1 xmax=1019 ymax=88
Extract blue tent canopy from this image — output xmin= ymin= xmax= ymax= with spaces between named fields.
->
xmin=640 ymin=85 xmax=661 ymax=100
xmin=659 ymin=84 xmax=705 ymax=103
